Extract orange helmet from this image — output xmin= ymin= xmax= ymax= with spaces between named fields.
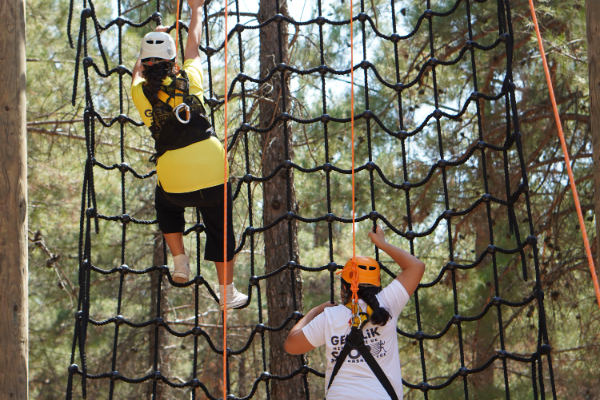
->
xmin=340 ymin=256 xmax=381 ymax=287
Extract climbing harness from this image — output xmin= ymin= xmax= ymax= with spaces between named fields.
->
xmin=325 ymin=304 xmax=398 ymax=400
xmin=329 ymin=258 xmax=396 ymax=398
xmin=143 ymin=70 xmax=214 ymax=161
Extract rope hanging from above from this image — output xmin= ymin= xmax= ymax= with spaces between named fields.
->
xmin=349 ymin=0 xmax=360 ymax=320
xmin=174 ymin=0 xmax=182 ymax=72
xmin=527 ymin=0 xmax=600 ymax=312
xmin=222 ymin=0 xmax=230 ymax=397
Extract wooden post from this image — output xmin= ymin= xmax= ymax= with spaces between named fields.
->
xmin=587 ymin=0 xmax=600 ymax=267
xmin=0 ymin=0 xmax=28 ymax=398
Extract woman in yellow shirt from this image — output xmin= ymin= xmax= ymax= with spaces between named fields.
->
xmin=131 ymin=0 xmax=246 ymax=309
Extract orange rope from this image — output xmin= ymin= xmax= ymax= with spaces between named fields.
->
xmin=223 ymin=2 xmax=229 ymax=398
xmin=527 ymin=0 xmax=600 ymax=311
xmin=173 ymin=0 xmax=181 ymax=71
xmin=349 ymin=0 xmax=359 ymax=308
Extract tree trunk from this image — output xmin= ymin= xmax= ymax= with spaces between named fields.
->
xmin=586 ymin=0 xmax=600 ymax=268
xmin=0 ymin=0 xmax=28 ymax=398
xmin=148 ymin=233 xmax=168 ymax=399
xmin=471 ymin=206 xmax=496 ymax=399
xmin=470 ymin=144 xmax=499 ymax=398
xmin=258 ymin=0 xmax=305 ymax=397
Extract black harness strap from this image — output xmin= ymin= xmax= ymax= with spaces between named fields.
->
xmin=326 ymin=326 xmax=399 ymax=400
xmin=142 ymin=70 xmax=214 ymax=162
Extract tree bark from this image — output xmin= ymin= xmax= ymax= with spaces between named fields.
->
xmin=258 ymin=0 xmax=305 ymax=397
xmin=148 ymin=233 xmax=168 ymax=399
xmin=586 ymin=0 xmax=600 ymax=268
xmin=471 ymin=206 xmax=496 ymax=399
xmin=0 ymin=0 xmax=28 ymax=398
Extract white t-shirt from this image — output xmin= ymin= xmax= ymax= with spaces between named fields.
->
xmin=302 ymin=279 xmax=410 ymax=400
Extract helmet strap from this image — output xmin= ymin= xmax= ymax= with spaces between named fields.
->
xmin=142 ymin=58 xmax=174 ymax=67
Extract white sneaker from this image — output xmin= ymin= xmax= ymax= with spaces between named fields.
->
xmin=172 ymin=254 xmax=190 ymax=283
xmin=218 ymin=283 xmax=248 ymax=309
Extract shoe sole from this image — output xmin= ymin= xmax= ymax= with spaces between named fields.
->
xmin=220 ymin=299 xmax=248 ymax=310
xmin=172 ymin=273 xmax=189 ymax=284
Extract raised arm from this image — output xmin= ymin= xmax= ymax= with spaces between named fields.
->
xmin=184 ymin=0 xmax=206 ymax=62
xmin=368 ymin=225 xmax=425 ymax=296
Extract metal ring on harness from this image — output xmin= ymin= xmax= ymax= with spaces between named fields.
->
xmin=348 ymin=300 xmax=372 ymax=329
xmin=174 ymin=103 xmax=191 ymax=124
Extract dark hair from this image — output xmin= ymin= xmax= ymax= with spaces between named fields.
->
xmin=141 ymin=60 xmax=176 ymax=105
xmin=341 ymin=279 xmax=390 ymax=326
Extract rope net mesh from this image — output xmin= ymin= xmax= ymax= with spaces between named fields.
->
xmin=66 ymin=0 xmax=558 ymax=398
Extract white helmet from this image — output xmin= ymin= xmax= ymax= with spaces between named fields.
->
xmin=139 ymin=32 xmax=176 ymax=61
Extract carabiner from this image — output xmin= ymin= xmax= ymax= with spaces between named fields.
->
xmin=350 ymin=299 xmax=361 ymax=328
xmin=174 ymin=103 xmax=191 ymax=124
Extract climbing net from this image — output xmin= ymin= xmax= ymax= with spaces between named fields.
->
xmin=66 ymin=0 xmax=558 ymax=399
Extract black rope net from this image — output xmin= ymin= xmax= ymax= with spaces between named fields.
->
xmin=66 ymin=0 xmax=558 ymax=398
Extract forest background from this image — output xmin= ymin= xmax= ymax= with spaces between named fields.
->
xmin=24 ymin=0 xmax=599 ymax=399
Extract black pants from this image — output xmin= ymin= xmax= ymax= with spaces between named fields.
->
xmin=155 ymin=183 xmax=235 ymax=262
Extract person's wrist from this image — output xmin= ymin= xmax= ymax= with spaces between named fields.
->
xmin=375 ymin=240 xmax=388 ymax=250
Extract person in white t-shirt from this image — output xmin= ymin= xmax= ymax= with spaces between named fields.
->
xmin=285 ymin=225 xmax=425 ymax=399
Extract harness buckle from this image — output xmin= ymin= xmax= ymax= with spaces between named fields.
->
xmin=174 ymin=103 xmax=191 ymax=124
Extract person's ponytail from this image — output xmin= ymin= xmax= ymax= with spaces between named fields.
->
xmin=142 ymin=60 xmax=176 ymax=105
xmin=358 ymin=286 xmax=390 ymax=326
xmin=341 ymin=279 xmax=390 ymax=326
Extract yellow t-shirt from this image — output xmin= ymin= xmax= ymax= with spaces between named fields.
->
xmin=131 ymin=58 xmax=227 ymax=193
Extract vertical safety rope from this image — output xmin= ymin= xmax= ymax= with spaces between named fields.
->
xmin=527 ymin=0 xmax=600 ymax=311
xmin=349 ymin=0 xmax=359 ymax=313
xmin=174 ymin=0 xmax=182 ymax=70
xmin=222 ymin=0 xmax=230 ymax=398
